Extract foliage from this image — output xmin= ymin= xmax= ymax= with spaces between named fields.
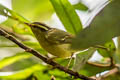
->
xmin=50 ymin=0 xmax=83 ymax=34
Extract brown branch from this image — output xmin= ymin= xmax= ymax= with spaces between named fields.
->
xmin=109 ymin=56 xmax=115 ymax=67
xmin=87 ymin=61 xmax=111 ymax=68
xmin=101 ymin=67 xmax=118 ymax=78
xmin=0 ymin=25 xmax=28 ymax=41
xmin=91 ymin=67 xmax=118 ymax=80
xmin=0 ymin=28 xmax=95 ymax=80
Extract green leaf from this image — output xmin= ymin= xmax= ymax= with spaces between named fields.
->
xmin=48 ymin=69 xmax=73 ymax=80
xmin=0 ymin=52 xmax=32 ymax=69
xmin=0 ymin=4 xmax=33 ymax=35
xmin=0 ymin=36 xmax=16 ymax=47
xmin=50 ymin=0 xmax=83 ymax=34
xmin=72 ymin=48 xmax=96 ymax=71
xmin=0 ymin=4 xmax=7 ymax=15
xmin=71 ymin=0 xmax=120 ymax=49
xmin=12 ymin=24 xmax=33 ymax=35
xmin=73 ymin=2 xmax=88 ymax=11
xmin=115 ymin=37 xmax=120 ymax=64
xmin=79 ymin=63 xmax=111 ymax=76
xmin=104 ymin=71 xmax=120 ymax=80
xmin=97 ymin=40 xmax=116 ymax=57
xmin=33 ymin=71 xmax=50 ymax=80
xmin=0 ymin=64 xmax=44 ymax=79
xmin=0 ymin=4 xmax=30 ymax=23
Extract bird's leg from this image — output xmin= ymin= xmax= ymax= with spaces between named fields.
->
xmin=66 ymin=53 xmax=74 ymax=69
xmin=45 ymin=54 xmax=57 ymax=63
xmin=45 ymin=54 xmax=57 ymax=61
xmin=45 ymin=55 xmax=59 ymax=69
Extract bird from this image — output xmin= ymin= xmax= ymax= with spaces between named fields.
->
xmin=26 ymin=22 xmax=76 ymax=58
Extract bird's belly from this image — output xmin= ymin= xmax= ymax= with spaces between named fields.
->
xmin=40 ymin=42 xmax=72 ymax=58
xmin=33 ymin=33 xmax=73 ymax=58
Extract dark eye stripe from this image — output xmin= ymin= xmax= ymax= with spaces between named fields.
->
xmin=33 ymin=25 xmax=47 ymax=31
xmin=31 ymin=22 xmax=52 ymax=32
xmin=33 ymin=22 xmax=51 ymax=29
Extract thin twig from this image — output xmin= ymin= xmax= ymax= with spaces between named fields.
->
xmin=109 ymin=56 xmax=115 ymax=67
xmin=91 ymin=67 xmax=119 ymax=80
xmin=101 ymin=67 xmax=118 ymax=78
xmin=0 ymin=28 xmax=95 ymax=80
xmin=87 ymin=61 xmax=111 ymax=68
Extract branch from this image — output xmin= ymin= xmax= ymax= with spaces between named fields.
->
xmin=101 ymin=67 xmax=118 ymax=78
xmin=0 ymin=25 xmax=28 ymax=41
xmin=87 ymin=61 xmax=111 ymax=68
xmin=0 ymin=28 xmax=95 ymax=80
xmin=91 ymin=67 xmax=118 ymax=80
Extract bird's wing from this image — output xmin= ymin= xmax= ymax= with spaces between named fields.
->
xmin=45 ymin=28 xmax=75 ymax=44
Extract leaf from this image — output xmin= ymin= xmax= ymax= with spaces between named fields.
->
xmin=12 ymin=24 xmax=33 ymax=35
xmin=0 ymin=4 xmax=30 ymax=23
xmin=104 ymin=72 xmax=120 ymax=80
xmin=0 ymin=4 xmax=33 ymax=36
xmin=56 ymin=58 xmax=74 ymax=68
xmin=97 ymin=40 xmax=116 ymax=57
xmin=0 ymin=36 xmax=16 ymax=47
xmin=72 ymin=48 xmax=96 ymax=71
xmin=0 ymin=64 xmax=44 ymax=79
xmin=50 ymin=0 xmax=83 ymax=34
xmin=0 ymin=52 xmax=32 ymax=69
xmin=79 ymin=63 xmax=112 ymax=76
xmin=33 ymin=71 xmax=50 ymax=80
xmin=71 ymin=0 xmax=120 ymax=49
xmin=0 ymin=4 xmax=7 ymax=16
xmin=48 ymin=69 xmax=73 ymax=80
xmin=73 ymin=2 xmax=88 ymax=11
xmin=115 ymin=37 xmax=120 ymax=64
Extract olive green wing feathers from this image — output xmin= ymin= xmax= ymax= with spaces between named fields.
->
xmin=45 ymin=28 xmax=75 ymax=44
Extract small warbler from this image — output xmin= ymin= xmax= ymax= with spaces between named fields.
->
xmin=26 ymin=22 xmax=76 ymax=58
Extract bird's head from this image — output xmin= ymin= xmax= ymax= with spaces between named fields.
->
xmin=25 ymin=22 xmax=51 ymax=32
